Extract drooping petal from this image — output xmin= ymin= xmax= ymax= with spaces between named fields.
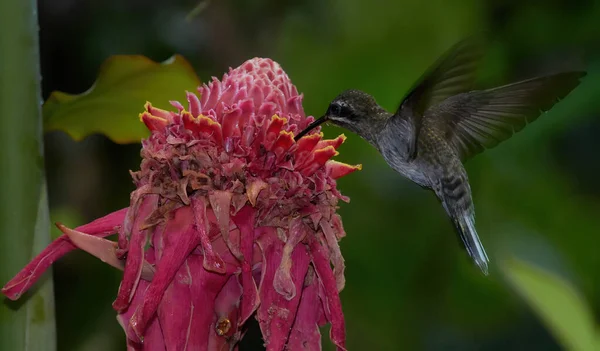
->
xmin=231 ymin=206 xmax=260 ymax=325
xmin=308 ymin=236 xmax=346 ymax=351
xmin=155 ymin=261 xmax=193 ymax=350
xmin=129 ymin=206 xmax=202 ymax=342
xmin=257 ymin=231 xmax=310 ymax=351
xmin=186 ymin=253 xmax=230 ymax=349
xmin=56 ymin=223 xmax=155 ymax=281
xmin=191 ymin=197 xmax=226 ymax=274
xmin=1 ymin=208 xmax=127 ymax=300
xmin=320 ymin=219 xmax=345 ymax=292
xmin=117 ymin=280 xmax=166 ymax=351
xmin=325 ymin=160 xmax=362 ymax=179
xmin=208 ymin=190 xmax=243 ymax=260
xmin=273 ymin=217 xmax=307 ymax=300
xmin=114 ymin=195 xmax=159 ymax=312
xmin=286 ymin=268 xmax=322 ymax=351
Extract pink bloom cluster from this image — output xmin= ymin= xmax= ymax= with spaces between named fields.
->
xmin=2 ymin=58 xmax=360 ymax=350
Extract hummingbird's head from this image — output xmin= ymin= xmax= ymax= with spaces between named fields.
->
xmin=294 ymin=89 xmax=386 ymax=142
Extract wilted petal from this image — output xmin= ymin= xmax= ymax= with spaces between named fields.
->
xmin=286 ymin=270 xmax=322 ymax=351
xmin=114 ymin=195 xmax=159 ymax=312
xmin=274 ymin=217 xmax=307 ymax=300
xmin=1 ymin=208 xmax=127 ymax=300
xmin=257 ymin=231 xmax=310 ymax=351
xmin=309 ymin=236 xmax=346 ymax=351
xmin=130 ymin=207 xmax=202 ymax=342
xmin=56 ymin=223 xmax=155 ymax=281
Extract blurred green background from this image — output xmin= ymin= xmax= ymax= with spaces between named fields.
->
xmin=27 ymin=0 xmax=600 ymax=349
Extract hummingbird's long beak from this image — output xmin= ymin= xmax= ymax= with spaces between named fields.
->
xmin=294 ymin=116 xmax=328 ymax=141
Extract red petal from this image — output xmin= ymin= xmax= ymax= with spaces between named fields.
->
xmin=210 ymin=275 xmax=242 ymax=349
xmin=186 ymin=91 xmax=201 ymax=117
xmin=186 ymin=254 xmax=230 ymax=349
xmin=156 ymin=261 xmax=193 ymax=350
xmin=129 ymin=207 xmax=202 ymax=342
xmin=56 ymin=223 xmax=155 ymax=281
xmin=183 ymin=112 xmax=223 ymax=144
xmin=299 ymin=146 xmax=339 ymax=176
xmin=316 ymin=134 xmax=346 ymax=150
xmin=257 ymin=232 xmax=310 ymax=351
xmin=285 ymin=275 xmax=322 ymax=351
xmin=191 ymin=197 xmax=226 ymax=274
xmin=208 ymin=190 xmax=243 ymax=260
xmin=325 ymin=160 xmax=362 ymax=179
xmin=1 ymin=208 xmax=127 ymax=300
xmin=273 ymin=217 xmax=307 ymax=300
xmin=118 ymin=280 xmax=166 ymax=351
xmin=320 ymin=219 xmax=345 ymax=292
xmin=140 ymin=111 xmax=168 ymax=132
xmin=231 ymin=206 xmax=260 ymax=325
xmin=113 ymin=195 xmax=158 ymax=312
xmin=144 ymin=102 xmax=173 ymax=121
xmin=246 ymin=178 xmax=268 ymax=207
xmin=271 ymin=131 xmax=294 ymax=159
xmin=309 ymin=236 xmax=346 ymax=351
xmin=221 ymin=106 xmax=242 ymax=140
xmin=265 ymin=115 xmax=287 ymax=147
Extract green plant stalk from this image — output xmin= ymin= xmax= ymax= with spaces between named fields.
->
xmin=0 ymin=0 xmax=56 ymax=350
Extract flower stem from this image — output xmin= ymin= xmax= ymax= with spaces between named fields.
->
xmin=0 ymin=0 xmax=56 ymax=350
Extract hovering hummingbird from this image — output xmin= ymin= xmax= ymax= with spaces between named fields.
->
xmin=294 ymin=39 xmax=586 ymax=274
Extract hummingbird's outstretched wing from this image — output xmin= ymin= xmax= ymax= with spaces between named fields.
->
xmin=426 ymin=71 xmax=586 ymax=161
xmin=395 ymin=38 xmax=484 ymax=159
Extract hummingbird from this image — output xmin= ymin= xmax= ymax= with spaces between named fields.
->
xmin=294 ymin=39 xmax=586 ymax=274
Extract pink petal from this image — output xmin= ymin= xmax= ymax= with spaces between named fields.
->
xmin=1 ymin=208 xmax=127 ymax=300
xmin=208 ymin=190 xmax=243 ymax=260
xmin=114 ymin=195 xmax=158 ymax=312
xmin=156 ymin=261 xmax=193 ymax=350
xmin=56 ymin=223 xmax=155 ymax=281
xmin=210 ymin=275 xmax=242 ymax=349
xmin=308 ymin=237 xmax=346 ymax=351
xmin=274 ymin=217 xmax=307 ymax=300
xmin=257 ymin=233 xmax=310 ymax=351
xmin=319 ymin=219 xmax=345 ymax=292
xmin=231 ymin=206 xmax=260 ymax=325
xmin=129 ymin=207 xmax=202 ymax=342
xmin=191 ymin=197 xmax=226 ymax=274
xmin=325 ymin=160 xmax=362 ymax=179
xmin=246 ymin=178 xmax=268 ymax=207
xmin=185 ymin=254 xmax=230 ymax=350
xmin=118 ymin=280 xmax=166 ymax=351
xmin=286 ymin=271 xmax=322 ymax=351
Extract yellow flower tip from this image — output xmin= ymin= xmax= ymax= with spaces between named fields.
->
xmin=271 ymin=114 xmax=288 ymax=125
xmin=279 ymin=130 xmax=294 ymax=137
xmin=339 ymin=134 xmax=347 ymax=143
xmin=144 ymin=101 xmax=153 ymax=111
xmin=182 ymin=110 xmax=195 ymax=121
xmin=199 ymin=114 xmax=220 ymax=126
xmin=355 ymin=164 xmax=363 ymax=171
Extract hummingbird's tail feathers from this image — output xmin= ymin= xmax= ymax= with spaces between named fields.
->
xmin=455 ymin=212 xmax=489 ymax=275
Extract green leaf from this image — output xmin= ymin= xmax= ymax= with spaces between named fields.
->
xmin=43 ymin=55 xmax=201 ymax=144
xmin=1 ymin=0 xmax=56 ymax=349
xmin=501 ymin=258 xmax=599 ymax=351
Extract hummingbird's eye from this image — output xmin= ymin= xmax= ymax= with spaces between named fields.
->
xmin=329 ymin=103 xmax=343 ymax=116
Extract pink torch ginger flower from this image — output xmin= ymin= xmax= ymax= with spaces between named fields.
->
xmin=2 ymin=58 xmax=360 ymax=350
